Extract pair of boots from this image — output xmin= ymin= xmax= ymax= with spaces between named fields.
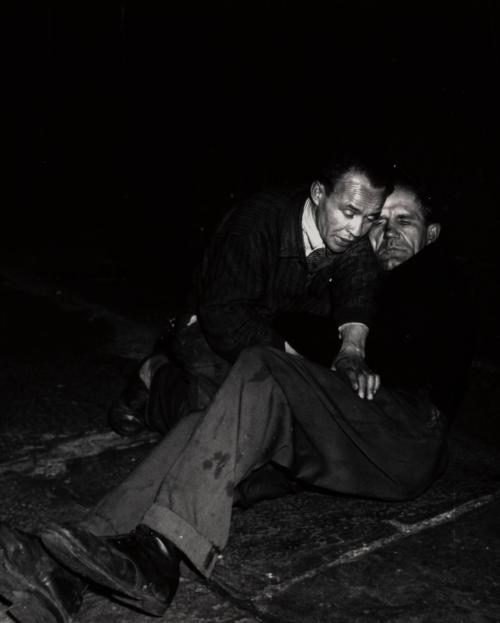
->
xmin=0 ymin=522 xmax=180 ymax=622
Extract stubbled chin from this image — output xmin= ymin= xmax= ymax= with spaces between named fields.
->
xmin=378 ymin=247 xmax=409 ymax=270
xmin=381 ymin=257 xmax=404 ymax=270
xmin=329 ymin=239 xmax=350 ymax=252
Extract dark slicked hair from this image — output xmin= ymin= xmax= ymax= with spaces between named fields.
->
xmin=391 ymin=165 xmax=444 ymax=225
xmin=315 ymin=149 xmax=395 ymax=198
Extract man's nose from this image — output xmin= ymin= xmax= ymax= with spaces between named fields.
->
xmin=347 ymin=218 xmax=364 ymax=238
xmin=384 ymin=221 xmax=399 ymax=237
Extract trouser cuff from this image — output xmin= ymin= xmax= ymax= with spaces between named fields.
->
xmin=142 ymin=503 xmax=222 ymax=577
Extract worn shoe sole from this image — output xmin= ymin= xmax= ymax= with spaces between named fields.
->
xmin=0 ymin=553 xmax=64 ymax=623
xmin=42 ymin=527 xmax=167 ymax=617
xmin=107 ymin=400 xmax=146 ymax=436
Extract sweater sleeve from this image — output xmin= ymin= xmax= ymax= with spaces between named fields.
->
xmin=331 ymin=237 xmax=383 ymax=328
xmin=196 ymin=203 xmax=285 ymax=362
xmin=366 ymin=246 xmax=476 ymax=418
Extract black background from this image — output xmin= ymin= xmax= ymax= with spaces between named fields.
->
xmin=5 ymin=1 xmax=500 ymax=334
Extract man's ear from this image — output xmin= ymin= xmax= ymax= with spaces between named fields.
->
xmin=310 ymin=181 xmax=326 ymax=206
xmin=425 ymin=223 xmax=441 ymax=245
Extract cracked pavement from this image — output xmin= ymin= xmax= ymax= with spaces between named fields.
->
xmin=0 ymin=264 xmax=499 ymax=622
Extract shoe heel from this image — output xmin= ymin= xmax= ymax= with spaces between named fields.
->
xmin=138 ymin=595 xmax=170 ymax=617
xmin=112 ymin=592 xmax=168 ymax=617
xmin=9 ymin=592 xmax=62 ymax=623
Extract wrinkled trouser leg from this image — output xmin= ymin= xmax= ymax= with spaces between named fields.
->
xmin=146 ymin=321 xmax=231 ymax=434
xmin=83 ymin=346 xmax=446 ymax=577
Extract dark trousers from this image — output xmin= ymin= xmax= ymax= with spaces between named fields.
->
xmin=84 ymin=346 xmax=447 ymax=577
xmin=147 ymin=314 xmax=340 ymax=432
xmin=146 ymin=321 xmax=231 ymax=433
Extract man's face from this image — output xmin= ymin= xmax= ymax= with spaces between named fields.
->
xmin=369 ymin=187 xmax=440 ymax=271
xmin=312 ymin=172 xmax=386 ymax=253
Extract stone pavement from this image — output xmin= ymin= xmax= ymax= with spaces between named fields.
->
xmin=0 ymin=270 xmax=499 ymax=622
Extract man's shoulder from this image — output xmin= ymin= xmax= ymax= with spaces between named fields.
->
xmin=235 ymin=187 xmax=307 ymax=216
xmin=384 ymin=243 xmax=472 ymax=313
xmin=388 ymin=243 xmax=461 ymax=284
xmin=220 ymin=187 xmax=307 ymax=235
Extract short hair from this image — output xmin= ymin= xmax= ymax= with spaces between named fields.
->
xmin=391 ymin=166 xmax=444 ymax=225
xmin=315 ymin=149 xmax=395 ymax=198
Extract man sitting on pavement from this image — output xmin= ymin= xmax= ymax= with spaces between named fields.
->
xmin=0 ymin=173 xmax=475 ymax=623
xmin=108 ymin=153 xmax=393 ymax=439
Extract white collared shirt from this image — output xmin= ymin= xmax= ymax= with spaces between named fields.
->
xmin=301 ymin=198 xmax=324 ymax=257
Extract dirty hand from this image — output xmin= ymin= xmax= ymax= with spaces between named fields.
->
xmin=332 ymin=352 xmax=381 ymax=400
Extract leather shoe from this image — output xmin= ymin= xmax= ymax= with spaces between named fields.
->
xmin=0 ymin=523 xmax=86 ymax=623
xmin=108 ymin=332 xmax=175 ymax=437
xmin=42 ymin=524 xmax=180 ymax=617
xmin=108 ymin=371 xmax=149 ymax=436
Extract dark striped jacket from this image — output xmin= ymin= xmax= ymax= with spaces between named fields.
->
xmin=194 ymin=190 xmax=382 ymax=362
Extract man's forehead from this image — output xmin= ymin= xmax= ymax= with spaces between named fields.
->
xmin=334 ymin=172 xmax=386 ymax=210
xmin=381 ymin=189 xmax=425 ymax=218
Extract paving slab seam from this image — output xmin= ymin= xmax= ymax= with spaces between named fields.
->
xmin=0 ymin=429 xmax=158 ymax=478
xmin=255 ymin=491 xmax=499 ymax=602
xmin=205 ymin=578 xmax=292 ymax=623
xmin=1 ymin=266 xmax=157 ymax=359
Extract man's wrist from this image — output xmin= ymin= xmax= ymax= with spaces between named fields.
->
xmin=336 ymin=344 xmax=364 ymax=358
xmin=337 ymin=322 xmax=369 ymax=359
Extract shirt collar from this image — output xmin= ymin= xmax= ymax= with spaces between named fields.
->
xmin=302 ymin=198 xmax=325 ymax=257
